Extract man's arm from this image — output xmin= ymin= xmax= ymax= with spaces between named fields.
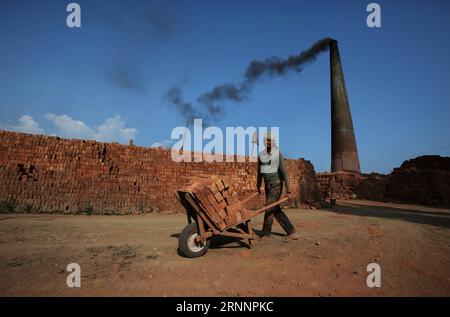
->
xmin=278 ymin=153 xmax=291 ymax=192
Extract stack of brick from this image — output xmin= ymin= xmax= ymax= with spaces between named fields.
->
xmin=317 ymin=156 xmax=450 ymax=207
xmin=0 ymin=130 xmax=322 ymax=214
xmin=353 ymin=173 xmax=387 ymax=201
xmin=317 ymin=171 xmax=389 ymax=202
xmin=385 ymin=155 xmax=450 ymax=206
xmin=178 ymin=176 xmax=248 ymax=230
xmin=316 ymin=173 xmax=332 ymax=199
xmin=316 ymin=172 xmax=360 ymax=200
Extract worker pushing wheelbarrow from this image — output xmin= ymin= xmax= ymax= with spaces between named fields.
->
xmin=175 ymin=132 xmax=298 ymax=257
xmin=175 ymin=176 xmax=290 ymax=258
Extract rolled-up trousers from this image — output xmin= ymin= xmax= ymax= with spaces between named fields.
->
xmin=262 ymin=182 xmax=295 ymax=236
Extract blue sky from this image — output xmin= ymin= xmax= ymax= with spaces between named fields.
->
xmin=0 ymin=0 xmax=449 ymax=173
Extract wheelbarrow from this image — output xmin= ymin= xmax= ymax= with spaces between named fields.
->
xmin=175 ymin=177 xmax=288 ymax=258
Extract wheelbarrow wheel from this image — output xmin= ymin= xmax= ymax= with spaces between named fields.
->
xmin=179 ymin=223 xmax=210 ymax=258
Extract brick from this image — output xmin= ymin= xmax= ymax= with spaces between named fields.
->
xmin=216 ymin=179 xmax=224 ymax=191
xmin=0 ymin=130 xmax=320 ymax=214
xmin=214 ymin=191 xmax=223 ymax=203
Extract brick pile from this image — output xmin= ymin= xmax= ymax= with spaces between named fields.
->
xmin=317 ymin=172 xmax=387 ymax=201
xmin=317 ymin=155 xmax=450 ymax=207
xmin=178 ymin=176 xmax=245 ymax=230
xmin=0 ymin=130 xmax=322 ymax=214
xmin=317 ymin=172 xmax=360 ymax=200
xmin=385 ymin=155 xmax=450 ymax=206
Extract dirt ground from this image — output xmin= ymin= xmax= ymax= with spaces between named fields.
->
xmin=0 ymin=199 xmax=449 ymax=297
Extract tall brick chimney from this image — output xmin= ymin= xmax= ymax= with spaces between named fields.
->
xmin=329 ymin=40 xmax=361 ymax=173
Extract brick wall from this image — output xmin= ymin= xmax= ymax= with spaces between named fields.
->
xmin=0 ymin=130 xmax=322 ymax=214
xmin=317 ymin=172 xmax=387 ymax=202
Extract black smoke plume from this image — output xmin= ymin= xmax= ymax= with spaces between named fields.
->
xmin=101 ymin=1 xmax=188 ymax=93
xmin=106 ymin=64 xmax=147 ymax=93
xmin=164 ymin=87 xmax=205 ymax=125
xmin=166 ymin=37 xmax=334 ymax=124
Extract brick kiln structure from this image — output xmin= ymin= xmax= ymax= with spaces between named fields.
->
xmin=0 ymin=130 xmax=322 ymax=214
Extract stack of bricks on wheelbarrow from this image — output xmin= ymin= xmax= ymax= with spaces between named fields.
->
xmin=177 ymin=175 xmax=247 ymax=231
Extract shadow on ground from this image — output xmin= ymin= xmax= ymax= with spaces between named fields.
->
xmin=325 ymin=202 xmax=450 ymax=229
xmin=170 ymin=228 xmax=286 ymax=253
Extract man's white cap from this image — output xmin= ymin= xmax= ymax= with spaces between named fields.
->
xmin=264 ymin=132 xmax=276 ymax=141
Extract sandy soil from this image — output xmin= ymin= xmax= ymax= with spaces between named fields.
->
xmin=0 ymin=199 xmax=449 ymax=296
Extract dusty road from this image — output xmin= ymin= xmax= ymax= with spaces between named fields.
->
xmin=0 ymin=200 xmax=449 ymax=296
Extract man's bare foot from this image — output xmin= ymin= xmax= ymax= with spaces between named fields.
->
xmin=259 ymin=235 xmax=272 ymax=242
xmin=284 ymin=232 xmax=299 ymax=240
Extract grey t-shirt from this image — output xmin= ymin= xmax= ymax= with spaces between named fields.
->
xmin=257 ymin=149 xmax=290 ymax=190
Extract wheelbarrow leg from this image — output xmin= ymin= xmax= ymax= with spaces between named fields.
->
xmin=246 ymin=220 xmax=254 ymax=247
xmin=197 ymin=215 xmax=206 ymax=243
xmin=186 ymin=212 xmax=192 ymax=224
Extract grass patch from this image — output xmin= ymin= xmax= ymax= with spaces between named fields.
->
xmin=86 ymin=244 xmax=138 ymax=260
xmin=146 ymin=254 xmax=159 ymax=260
xmin=111 ymin=244 xmax=137 ymax=260
xmin=0 ymin=201 xmax=15 ymax=213
xmin=83 ymin=206 xmax=94 ymax=215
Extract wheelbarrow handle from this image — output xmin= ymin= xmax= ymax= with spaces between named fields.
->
xmin=254 ymin=196 xmax=289 ymax=215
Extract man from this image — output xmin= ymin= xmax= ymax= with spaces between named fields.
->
xmin=257 ymin=132 xmax=299 ymax=240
